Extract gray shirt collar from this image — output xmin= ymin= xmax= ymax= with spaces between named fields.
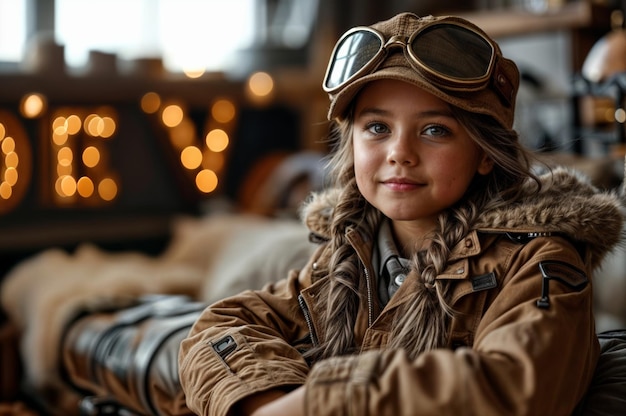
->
xmin=376 ymin=219 xmax=410 ymax=304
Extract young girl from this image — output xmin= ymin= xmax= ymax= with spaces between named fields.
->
xmin=179 ymin=13 xmax=625 ymax=415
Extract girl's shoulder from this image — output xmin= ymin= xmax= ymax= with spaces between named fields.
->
xmin=476 ymin=166 xmax=624 ymax=270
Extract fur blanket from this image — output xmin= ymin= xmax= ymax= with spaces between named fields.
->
xmin=0 ymin=213 xmax=315 ymax=401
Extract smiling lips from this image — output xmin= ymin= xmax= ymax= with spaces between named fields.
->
xmin=382 ymin=177 xmax=423 ymax=191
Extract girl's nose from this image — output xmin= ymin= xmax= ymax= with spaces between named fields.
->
xmin=387 ymin=134 xmax=417 ymax=166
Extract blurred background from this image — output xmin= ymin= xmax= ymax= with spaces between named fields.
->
xmin=3 ymin=1 xmax=626 ymax=414
xmin=0 ymin=0 xmax=624 ymax=275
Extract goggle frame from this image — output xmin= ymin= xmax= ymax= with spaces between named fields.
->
xmin=323 ymin=19 xmax=499 ymax=95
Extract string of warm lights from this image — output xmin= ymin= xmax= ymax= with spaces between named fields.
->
xmin=0 ymin=109 xmax=32 ymax=214
xmin=50 ymin=108 xmax=119 ymax=204
xmin=0 ymin=70 xmax=276 ymax=213
xmin=0 ymin=126 xmax=18 ymax=199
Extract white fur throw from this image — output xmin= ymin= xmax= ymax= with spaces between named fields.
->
xmin=0 ymin=213 xmax=314 ymax=401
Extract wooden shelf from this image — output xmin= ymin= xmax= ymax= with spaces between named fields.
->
xmin=0 ymin=213 xmax=174 ymax=252
xmin=460 ymin=1 xmax=611 ymax=38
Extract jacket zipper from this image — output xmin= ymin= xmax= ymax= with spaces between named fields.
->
xmin=363 ymin=265 xmax=373 ymax=327
xmin=298 ymin=294 xmax=319 ymax=347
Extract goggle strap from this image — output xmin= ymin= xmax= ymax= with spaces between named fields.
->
xmin=492 ymin=60 xmax=515 ymax=107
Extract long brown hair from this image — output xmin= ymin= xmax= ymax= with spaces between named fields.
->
xmin=306 ymin=106 xmax=540 ymax=361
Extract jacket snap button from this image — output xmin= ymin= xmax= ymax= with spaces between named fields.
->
xmin=312 ymin=262 xmax=318 ymax=270
xmin=456 ymin=268 xmax=464 ymax=274
xmin=465 ymin=239 xmax=472 ymax=248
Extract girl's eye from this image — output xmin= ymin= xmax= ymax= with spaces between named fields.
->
xmin=366 ymin=122 xmax=389 ymax=135
xmin=423 ymin=124 xmax=450 ymax=137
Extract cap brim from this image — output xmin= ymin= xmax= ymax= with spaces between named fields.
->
xmin=327 ymin=64 xmax=513 ymax=129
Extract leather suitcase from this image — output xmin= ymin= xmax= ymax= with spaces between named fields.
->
xmin=62 ymin=295 xmax=205 ymax=416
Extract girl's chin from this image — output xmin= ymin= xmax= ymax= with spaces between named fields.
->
xmin=381 ymin=208 xmax=439 ymax=225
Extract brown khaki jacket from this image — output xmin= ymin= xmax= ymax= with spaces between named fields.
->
xmin=179 ymin=167 xmax=624 ymax=416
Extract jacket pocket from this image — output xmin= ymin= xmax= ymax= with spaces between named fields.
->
xmin=448 ymin=279 xmax=493 ymax=348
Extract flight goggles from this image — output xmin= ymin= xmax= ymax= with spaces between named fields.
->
xmin=323 ymin=18 xmax=501 ymax=95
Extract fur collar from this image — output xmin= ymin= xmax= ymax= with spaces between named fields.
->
xmin=301 ymin=167 xmax=625 ymax=270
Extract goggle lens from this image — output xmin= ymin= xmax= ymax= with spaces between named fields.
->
xmin=324 ymin=30 xmax=383 ymax=90
xmin=409 ymin=23 xmax=494 ymax=84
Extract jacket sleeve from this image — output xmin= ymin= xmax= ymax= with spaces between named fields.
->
xmin=178 ymin=268 xmax=312 ymax=416
xmin=303 ymin=236 xmax=600 ymax=416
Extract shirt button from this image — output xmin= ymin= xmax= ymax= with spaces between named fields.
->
xmin=394 ymin=274 xmax=406 ymax=286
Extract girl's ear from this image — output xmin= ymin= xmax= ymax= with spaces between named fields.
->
xmin=477 ymin=153 xmax=494 ymax=176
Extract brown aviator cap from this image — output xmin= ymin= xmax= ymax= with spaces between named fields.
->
xmin=325 ymin=13 xmax=520 ymax=129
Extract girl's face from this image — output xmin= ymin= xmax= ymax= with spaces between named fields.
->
xmin=352 ymin=79 xmax=493 ymax=242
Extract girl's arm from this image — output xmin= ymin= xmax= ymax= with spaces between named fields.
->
xmin=179 ymin=268 xmax=312 ymax=416
xmin=240 ymin=386 xmax=305 ymax=416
